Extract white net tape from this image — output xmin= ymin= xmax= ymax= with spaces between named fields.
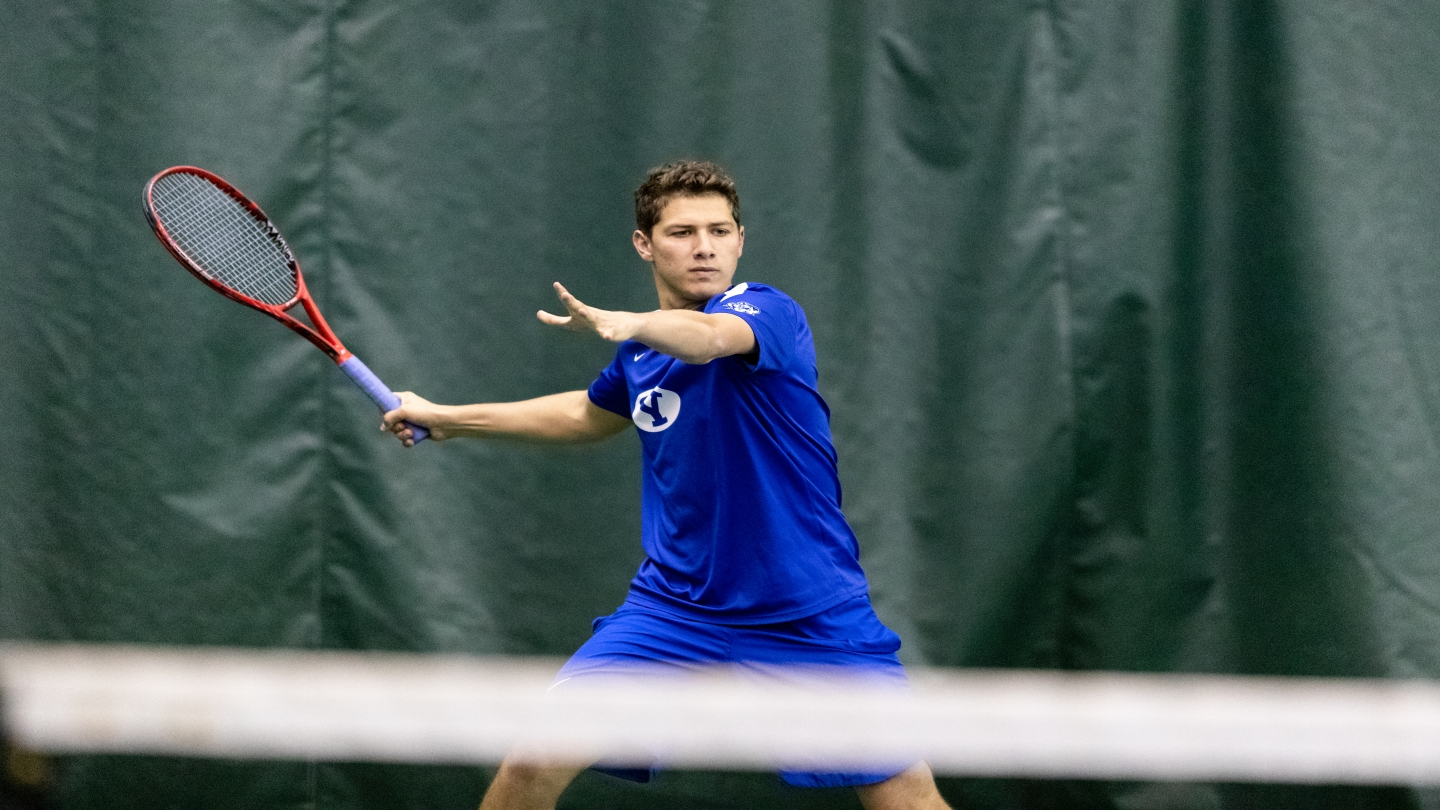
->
xmin=4 ymin=643 xmax=1440 ymax=785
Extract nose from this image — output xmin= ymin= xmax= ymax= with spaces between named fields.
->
xmin=695 ymin=232 xmax=716 ymax=258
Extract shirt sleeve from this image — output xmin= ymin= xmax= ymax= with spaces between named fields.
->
xmin=587 ymin=348 xmax=632 ymax=417
xmin=710 ymin=284 xmax=800 ymax=374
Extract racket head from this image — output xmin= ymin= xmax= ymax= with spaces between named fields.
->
xmin=144 ymin=166 xmax=303 ymax=312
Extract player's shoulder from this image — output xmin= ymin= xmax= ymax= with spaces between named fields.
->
xmin=707 ymin=281 xmax=801 ymax=314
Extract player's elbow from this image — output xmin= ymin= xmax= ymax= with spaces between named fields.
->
xmin=674 ymin=350 xmax=719 ymax=365
xmin=557 ymin=397 xmax=627 ymax=443
xmin=674 ymin=326 xmax=738 ymax=365
xmin=564 ymin=420 xmax=614 ymax=443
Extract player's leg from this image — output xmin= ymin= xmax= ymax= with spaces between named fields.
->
xmin=853 ymin=761 xmax=951 ymax=810
xmin=478 ymin=759 xmax=587 ymax=810
xmin=479 ymin=601 xmax=728 ymax=808
xmin=736 ymin=594 xmax=946 ymax=801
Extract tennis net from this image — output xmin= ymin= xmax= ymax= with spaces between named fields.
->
xmin=3 ymin=642 xmax=1439 ymax=785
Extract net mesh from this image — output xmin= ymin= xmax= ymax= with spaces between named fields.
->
xmin=5 ymin=643 xmax=1440 ymax=785
xmin=149 ymin=171 xmax=298 ymax=306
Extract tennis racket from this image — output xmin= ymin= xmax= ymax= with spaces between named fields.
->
xmin=143 ymin=166 xmax=429 ymax=444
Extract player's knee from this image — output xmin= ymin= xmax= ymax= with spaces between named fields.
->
xmin=489 ymin=759 xmax=582 ymax=796
xmin=496 ymin=761 xmax=552 ymax=786
xmin=854 ymin=762 xmax=950 ymax=810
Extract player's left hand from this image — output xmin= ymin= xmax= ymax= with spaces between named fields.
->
xmin=537 ymin=282 xmax=641 ymax=343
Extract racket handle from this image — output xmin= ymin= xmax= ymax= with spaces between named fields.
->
xmin=339 ymin=355 xmax=431 ymax=445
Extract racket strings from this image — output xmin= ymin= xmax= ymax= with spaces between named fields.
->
xmin=150 ymin=172 xmax=299 ymax=307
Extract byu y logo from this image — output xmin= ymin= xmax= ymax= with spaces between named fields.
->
xmin=632 ymin=387 xmax=681 ymax=433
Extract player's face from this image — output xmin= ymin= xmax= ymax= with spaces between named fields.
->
xmin=633 ymin=193 xmax=744 ymax=310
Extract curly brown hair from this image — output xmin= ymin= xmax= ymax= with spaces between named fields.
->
xmin=634 ymin=160 xmax=741 ymax=235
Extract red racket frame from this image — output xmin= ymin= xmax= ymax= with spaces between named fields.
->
xmin=143 ymin=166 xmax=354 ymax=365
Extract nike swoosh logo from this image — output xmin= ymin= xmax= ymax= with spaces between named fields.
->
xmin=721 ymin=282 xmax=749 ymax=300
xmin=634 ymin=352 xmax=644 ymax=361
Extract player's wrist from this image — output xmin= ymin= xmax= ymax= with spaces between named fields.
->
xmin=596 ymin=310 xmax=641 ymax=344
xmin=410 ymin=403 xmax=453 ymax=435
xmin=618 ymin=311 xmax=648 ymax=342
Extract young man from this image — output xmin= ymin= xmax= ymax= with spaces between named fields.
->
xmin=383 ymin=161 xmax=950 ymax=810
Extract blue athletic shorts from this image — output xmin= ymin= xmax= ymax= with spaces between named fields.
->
xmin=552 ymin=595 xmax=910 ymax=788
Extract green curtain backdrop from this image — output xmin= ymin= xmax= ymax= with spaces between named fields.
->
xmin=4 ymin=1 xmax=1440 ymax=808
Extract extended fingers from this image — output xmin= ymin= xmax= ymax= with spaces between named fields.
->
xmin=553 ymin=282 xmax=588 ymax=314
xmin=538 ymin=283 xmax=594 ymax=330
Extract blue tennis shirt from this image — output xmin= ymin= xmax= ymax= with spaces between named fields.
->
xmin=587 ymin=282 xmax=871 ymax=624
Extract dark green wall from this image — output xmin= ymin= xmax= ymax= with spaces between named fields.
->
xmin=5 ymin=1 xmax=1440 ymax=808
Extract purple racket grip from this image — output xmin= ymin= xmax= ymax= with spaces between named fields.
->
xmin=339 ymin=355 xmax=430 ymax=445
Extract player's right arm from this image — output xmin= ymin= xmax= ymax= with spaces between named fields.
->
xmin=381 ymin=390 xmax=630 ymax=447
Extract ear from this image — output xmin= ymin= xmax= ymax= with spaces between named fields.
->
xmin=632 ymin=228 xmax=654 ymax=262
xmin=737 ymin=224 xmax=744 ymax=258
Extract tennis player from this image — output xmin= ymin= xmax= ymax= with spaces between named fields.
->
xmin=384 ymin=161 xmax=950 ymax=810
